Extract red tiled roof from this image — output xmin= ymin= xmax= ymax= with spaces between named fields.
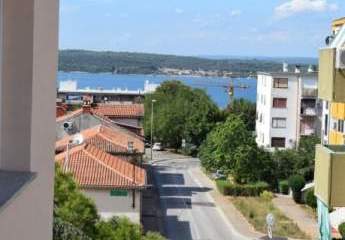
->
xmin=92 ymin=104 xmax=144 ymax=119
xmin=55 ymin=144 xmax=146 ymax=189
xmin=56 ymin=124 xmax=144 ymax=154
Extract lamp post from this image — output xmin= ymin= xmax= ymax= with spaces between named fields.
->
xmin=151 ymin=99 xmax=156 ymax=162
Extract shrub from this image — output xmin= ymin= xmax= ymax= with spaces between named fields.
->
xmin=279 ymin=180 xmax=289 ymax=195
xmin=339 ymin=222 xmax=345 ymax=239
xmin=288 ymin=175 xmax=305 ymax=203
xmin=305 ymin=189 xmax=317 ymax=209
xmin=260 ymin=191 xmax=274 ymax=202
xmin=216 ymin=180 xmax=269 ymax=197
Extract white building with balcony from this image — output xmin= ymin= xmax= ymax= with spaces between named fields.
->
xmin=256 ymin=65 xmax=320 ymax=149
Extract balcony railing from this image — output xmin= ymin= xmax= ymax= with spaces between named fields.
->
xmin=314 ymin=144 xmax=345 ymax=207
xmin=319 ymin=48 xmax=345 ymax=102
xmin=302 ymin=88 xmax=318 ymax=98
xmin=300 ymin=128 xmax=315 ymax=136
xmin=300 ymin=107 xmax=317 ymax=116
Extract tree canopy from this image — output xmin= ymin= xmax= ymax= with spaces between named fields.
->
xmin=198 ymin=115 xmax=275 ymax=184
xmin=226 ymin=98 xmax=256 ymax=131
xmin=144 ymin=81 xmax=220 ymax=149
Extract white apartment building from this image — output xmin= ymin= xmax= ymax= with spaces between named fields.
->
xmin=256 ymin=66 xmax=320 ymax=149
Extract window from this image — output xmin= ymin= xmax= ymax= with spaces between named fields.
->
xmin=272 ymin=118 xmax=287 ymax=128
xmin=273 ymin=78 xmax=288 ymax=88
xmin=338 ymin=120 xmax=344 ymax=133
xmin=273 ymin=98 xmax=287 ymax=108
xmin=271 ymin=137 xmax=285 ymax=148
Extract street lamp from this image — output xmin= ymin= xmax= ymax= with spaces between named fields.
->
xmin=151 ymin=99 xmax=157 ymax=162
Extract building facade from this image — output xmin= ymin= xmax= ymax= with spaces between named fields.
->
xmin=314 ymin=17 xmax=345 ymax=239
xmin=256 ymin=69 xmax=319 ymax=149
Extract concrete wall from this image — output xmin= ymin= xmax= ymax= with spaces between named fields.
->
xmin=0 ymin=0 xmax=58 ymax=239
xmin=84 ymin=189 xmax=141 ymax=224
xmin=56 ymin=113 xmax=102 ymax=140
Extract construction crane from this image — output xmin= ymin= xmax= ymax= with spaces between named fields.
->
xmin=189 ymin=77 xmax=250 ymax=106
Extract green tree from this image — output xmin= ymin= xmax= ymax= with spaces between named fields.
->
xmin=144 ymin=81 xmax=219 ymax=149
xmin=54 ymin=164 xmax=99 ymax=238
xmin=272 ymin=149 xmax=297 ymax=181
xmin=295 ymin=135 xmax=320 ymax=181
xmin=226 ymin=98 xmax=256 ymax=131
xmin=198 ymin=115 xmax=254 ymax=173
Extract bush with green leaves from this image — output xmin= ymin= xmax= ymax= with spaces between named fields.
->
xmin=305 ymin=189 xmax=317 ymax=209
xmin=216 ymin=180 xmax=269 ymax=196
xmin=288 ymin=175 xmax=305 ymax=203
xmin=279 ymin=180 xmax=289 ymax=195
xmin=339 ymin=222 xmax=345 ymax=239
xmin=260 ymin=191 xmax=274 ymax=202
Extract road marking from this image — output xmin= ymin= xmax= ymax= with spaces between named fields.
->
xmin=187 ymin=169 xmax=250 ymax=240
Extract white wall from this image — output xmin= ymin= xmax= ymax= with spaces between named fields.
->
xmin=256 ymin=73 xmax=302 ymax=149
xmin=84 ymin=189 xmax=142 ymax=224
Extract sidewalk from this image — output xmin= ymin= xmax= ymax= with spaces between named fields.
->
xmin=190 ymin=167 xmax=264 ymax=240
xmin=272 ymin=194 xmax=318 ymax=239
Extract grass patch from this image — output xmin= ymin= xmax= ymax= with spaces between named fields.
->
xmin=232 ymin=197 xmax=309 ymax=239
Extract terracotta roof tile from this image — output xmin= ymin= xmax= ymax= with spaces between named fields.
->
xmin=92 ymin=104 xmax=144 ymax=119
xmin=56 ymin=124 xmax=144 ymax=154
xmin=55 ymin=144 xmax=146 ymax=189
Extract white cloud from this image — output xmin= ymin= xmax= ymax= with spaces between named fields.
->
xmin=274 ymin=0 xmax=338 ymax=19
xmin=229 ymin=9 xmax=242 ymax=17
xmin=175 ymin=8 xmax=184 ymax=14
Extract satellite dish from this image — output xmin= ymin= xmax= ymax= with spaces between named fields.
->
xmin=72 ymin=133 xmax=84 ymax=145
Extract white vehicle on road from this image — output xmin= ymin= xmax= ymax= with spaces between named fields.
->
xmin=152 ymin=142 xmax=163 ymax=151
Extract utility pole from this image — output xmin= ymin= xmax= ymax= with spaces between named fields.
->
xmin=150 ymin=99 xmax=156 ymax=162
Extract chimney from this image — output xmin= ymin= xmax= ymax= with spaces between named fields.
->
xmin=283 ymin=63 xmax=289 ymax=72
xmin=295 ymin=65 xmax=301 ymax=73
xmin=82 ymin=101 xmax=92 ymax=114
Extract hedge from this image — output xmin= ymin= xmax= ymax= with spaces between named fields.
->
xmin=216 ymin=180 xmax=269 ymax=196
xmin=305 ymin=189 xmax=317 ymax=209
xmin=288 ymin=175 xmax=305 ymax=203
xmin=279 ymin=180 xmax=289 ymax=195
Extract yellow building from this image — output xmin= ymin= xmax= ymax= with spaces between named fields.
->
xmin=315 ymin=17 xmax=345 ymax=208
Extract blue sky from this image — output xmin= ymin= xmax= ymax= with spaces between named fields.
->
xmin=59 ymin=0 xmax=345 ymax=57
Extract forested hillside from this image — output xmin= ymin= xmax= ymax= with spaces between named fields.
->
xmin=58 ymin=50 xmax=312 ymax=75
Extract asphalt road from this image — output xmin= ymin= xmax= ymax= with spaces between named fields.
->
xmin=151 ymin=150 xmax=248 ymax=240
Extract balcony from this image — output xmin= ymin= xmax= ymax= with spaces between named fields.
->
xmin=300 ymin=128 xmax=315 ymax=136
xmin=315 ymin=145 xmax=345 ymax=207
xmin=302 ymin=88 xmax=318 ymax=98
xmin=318 ymin=48 xmax=345 ymax=102
xmin=300 ymin=107 xmax=317 ymax=116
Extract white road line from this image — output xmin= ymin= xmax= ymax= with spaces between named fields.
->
xmin=187 ymin=169 xmax=250 ymax=240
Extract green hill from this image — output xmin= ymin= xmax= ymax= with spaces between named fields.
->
xmin=58 ymin=49 xmax=311 ymax=75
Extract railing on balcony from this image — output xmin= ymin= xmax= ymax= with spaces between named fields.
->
xmin=300 ymin=128 xmax=315 ymax=136
xmin=300 ymin=107 xmax=317 ymax=116
xmin=302 ymin=88 xmax=318 ymax=98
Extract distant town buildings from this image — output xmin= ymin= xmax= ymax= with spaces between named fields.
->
xmin=58 ymin=80 xmax=158 ymax=105
xmin=256 ymin=65 xmax=320 ymax=149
